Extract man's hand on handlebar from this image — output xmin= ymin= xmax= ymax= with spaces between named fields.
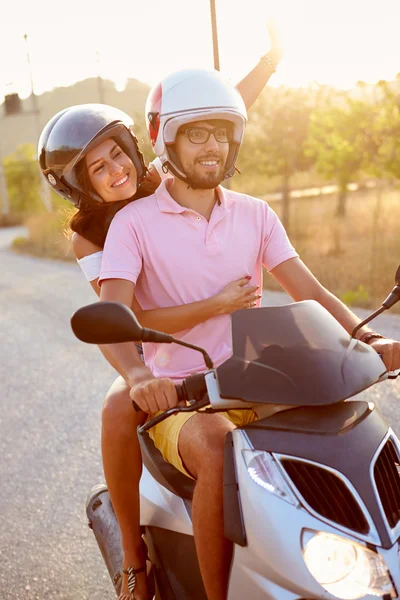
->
xmin=130 ymin=376 xmax=184 ymax=414
xmin=371 ymin=338 xmax=400 ymax=372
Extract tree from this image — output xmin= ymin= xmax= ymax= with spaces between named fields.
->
xmin=4 ymin=144 xmax=42 ymax=216
xmin=373 ymin=80 xmax=400 ymax=182
xmin=239 ymin=86 xmax=314 ymax=233
xmin=306 ymin=94 xmax=379 ymax=217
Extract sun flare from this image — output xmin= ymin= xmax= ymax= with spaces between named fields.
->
xmin=0 ymin=0 xmax=399 ymax=101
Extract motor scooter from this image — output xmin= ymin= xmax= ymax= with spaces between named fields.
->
xmin=71 ymin=268 xmax=400 ymax=599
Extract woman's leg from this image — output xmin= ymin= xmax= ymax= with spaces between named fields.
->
xmin=101 ymin=376 xmax=150 ymax=600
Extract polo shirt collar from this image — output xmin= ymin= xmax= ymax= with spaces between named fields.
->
xmin=155 ymin=179 xmax=234 ymax=214
xmin=155 ymin=180 xmax=185 ymax=214
xmin=217 ymin=184 xmax=234 ymax=212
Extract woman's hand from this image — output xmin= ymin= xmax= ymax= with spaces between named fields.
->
xmin=216 ymin=277 xmax=261 ymax=315
xmin=266 ymin=18 xmax=284 ymax=67
xmin=139 ymin=164 xmax=162 ymax=195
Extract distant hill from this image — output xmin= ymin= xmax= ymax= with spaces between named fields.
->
xmin=0 ymin=77 xmax=152 ymax=160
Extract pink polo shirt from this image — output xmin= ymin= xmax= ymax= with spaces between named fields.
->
xmin=99 ymin=180 xmax=298 ymax=380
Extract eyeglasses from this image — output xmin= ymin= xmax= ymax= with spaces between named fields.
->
xmin=181 ymin=126 xmax=233 ymax=144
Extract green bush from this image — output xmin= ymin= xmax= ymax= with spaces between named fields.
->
xmin=337 ymin=284 xmax=370 ymax=307
xmin=4 ymin=144 xmax=43 ymax=217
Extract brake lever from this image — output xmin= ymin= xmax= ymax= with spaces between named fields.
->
xmin=138 ymin=397 xmax=210 ymax=434
xmin=378 ymin=371 xmax=400 ymax=382
xmin=377 ymin=354 xmax=400 ymax=381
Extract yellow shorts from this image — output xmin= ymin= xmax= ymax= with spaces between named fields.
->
xmin=148 ymin=408 xmax=258 ymax=478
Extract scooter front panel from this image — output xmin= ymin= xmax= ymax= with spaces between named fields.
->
xmin=139 ymin=466 xmax=193 ymax=536
xmin=241 ymin=403 xmax=394 ymax=548
xmin=229 ymin=430 xmax=339 ymax=599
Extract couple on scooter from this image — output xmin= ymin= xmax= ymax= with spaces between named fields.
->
xmin=39 ymin=30 xmax=282 ymax=599
xmin=40 ymin=64 xmax=400 ymax=600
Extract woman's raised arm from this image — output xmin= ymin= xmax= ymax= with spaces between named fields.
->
xmin=235 ymin=19 xmax=283 ymax=111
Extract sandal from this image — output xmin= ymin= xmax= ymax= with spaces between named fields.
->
xmin=120 ymin=559 xmax=155 ymax=600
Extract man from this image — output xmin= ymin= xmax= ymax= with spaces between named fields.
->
xmin=99 ymin=68 xmax=400 ymax=600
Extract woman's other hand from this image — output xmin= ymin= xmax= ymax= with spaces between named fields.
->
xmin=140 ymin=164 xmax=162 ymax=195
xmin=266 ymin=18 xmax=284 ymax=67
xmin=216 ymin=277 xmax=261 ymax=315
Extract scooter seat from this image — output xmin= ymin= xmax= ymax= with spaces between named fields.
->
xmin=138 ymin=430 xmax=195 ymax=500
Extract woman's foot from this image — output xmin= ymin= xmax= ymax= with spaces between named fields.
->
xmin=118 ymin=549 xmax=153 ymax=600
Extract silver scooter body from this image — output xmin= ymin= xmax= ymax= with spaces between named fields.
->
xmin=78 ymin=299 xmax=400 ymax=599
xmin=137 ymin=403 xmax=400 ymax=598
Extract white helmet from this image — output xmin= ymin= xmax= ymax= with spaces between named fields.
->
xmin=145 ymin=68 xmax=247 ymax=183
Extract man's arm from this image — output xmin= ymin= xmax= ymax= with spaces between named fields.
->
xmin=99 ymin=279 xmax=178 ymax=413
xmin=271 ymin=257 xmax=400 ymax=371
xmin=270 ymin=258 xmax=370 ymax=335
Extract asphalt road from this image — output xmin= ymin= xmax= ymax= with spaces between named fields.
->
xmin=1 ymin=227 xmax=400 ymax=599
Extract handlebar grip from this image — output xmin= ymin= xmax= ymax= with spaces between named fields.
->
xmin=176 ymin=382 xmax=187 ymax=404
xmin=176 ymin=374 xmax=206 ymax=404
xmin=133 ymin=373 xmax=207 ymax=413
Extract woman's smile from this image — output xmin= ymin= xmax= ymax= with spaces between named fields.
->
xmin=111 ymin=173 xmax=131 ymax=188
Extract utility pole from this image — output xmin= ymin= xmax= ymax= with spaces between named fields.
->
xmin=0 ymin=134 xmax=10 ymax=219
xmin=24 ymin=33 xmax=52 ymax=212
xmin=209 ymin=0 xmax=231 ymax=189
xmin=0 ymin=85 xmax=12 ymax=220
xmin=209 ymin=0 xmax=220 ymax=71
xmin=96 ymin=51 xmax=105 ymax=104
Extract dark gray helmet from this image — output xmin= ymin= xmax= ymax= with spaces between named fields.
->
xmin=38 ymin=104 xmax=146 ymax=208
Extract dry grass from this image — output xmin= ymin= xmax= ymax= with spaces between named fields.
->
xmin=265 ymin=186 xmax=400 ymax=310
xmin=12 ymin=209 xmax=74 ymax=261
xmin=233 ymin=168 xmax=336 ymax=198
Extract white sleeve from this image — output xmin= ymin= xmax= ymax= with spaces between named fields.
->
xmin=76 ymin=251 xmax=103 ymax=282
xmin=149 ymin=157 xmax=172 ymax=181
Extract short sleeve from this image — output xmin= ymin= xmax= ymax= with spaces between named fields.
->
xmin=262 ymin=206 xmax=298 ymax=272
xmin=99 ymin=207 xmax=143 ymax=286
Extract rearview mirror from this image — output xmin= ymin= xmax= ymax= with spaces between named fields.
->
xmin=71 ymin=301 xmax=214 ymax=369
xmin=71 ymin=301 xmax=144 ymax=344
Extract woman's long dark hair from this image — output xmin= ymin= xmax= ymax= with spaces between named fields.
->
xmin=69 ymin=156 xmax=157 ymax=248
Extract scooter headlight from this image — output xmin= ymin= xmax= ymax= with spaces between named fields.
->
xmin=242 ymin=450 xmax=296 ymax=505
xmin=302 ymin=531 xmax=395 ymax=599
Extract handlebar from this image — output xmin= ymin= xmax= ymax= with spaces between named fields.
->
xmin=133 ymin=353 xmax=400 ymax=429
xmin=176 ymin=372 xmax=208 ymax=403
xmin=131 ymin=372 xmax=207 ymax=412
xmin=135 ymin=372 xmax=209 ymax=434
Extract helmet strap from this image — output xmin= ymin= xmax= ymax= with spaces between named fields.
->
xmin=164 ymin=147 xmax=191 ymax=183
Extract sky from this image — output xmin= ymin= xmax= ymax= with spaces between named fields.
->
xmin=0 ymin=0 xmax=399 ymax=101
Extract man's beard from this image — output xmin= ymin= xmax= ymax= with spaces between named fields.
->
xmin=183 ymin=159 xmax=226 ymax=189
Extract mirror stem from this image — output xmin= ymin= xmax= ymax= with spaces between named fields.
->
xmin=382 ymin=285 xmax=400 ymax=309
xmin=177 ymin=340 xmax=214 ymax=369
xmin=351 ymin=305 xmax=386 ymax=339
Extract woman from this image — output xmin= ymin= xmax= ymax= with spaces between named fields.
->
xmin=39 ymin=33 xmax=281 ymax=600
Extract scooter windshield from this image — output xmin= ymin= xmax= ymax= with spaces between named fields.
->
xmin=216 ymin=300 xmax=386 ymax=406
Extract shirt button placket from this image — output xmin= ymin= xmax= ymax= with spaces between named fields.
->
xmin=206 ymin=224 xmax=220 ymax=255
